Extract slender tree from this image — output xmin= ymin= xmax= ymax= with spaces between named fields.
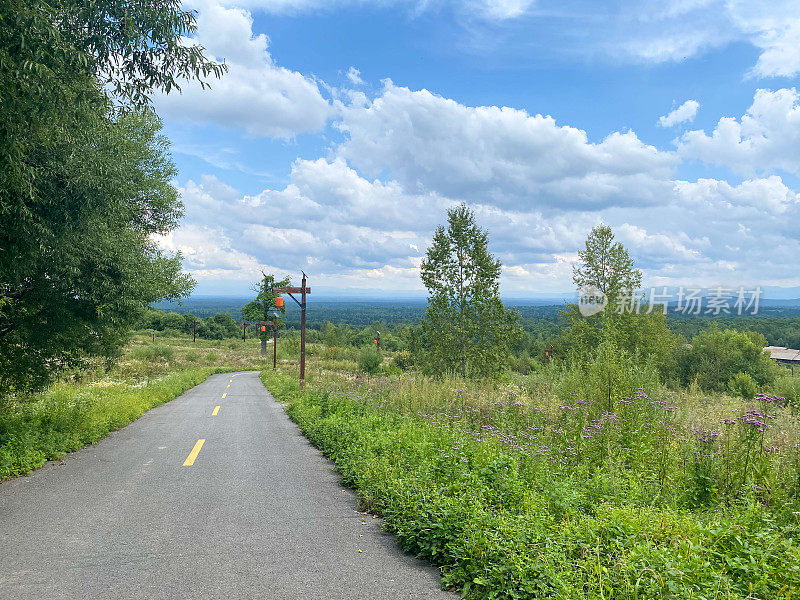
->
xmin=572 ymin=224 xmax=642 ymax=305
xmin=420 ymin=205 xmax=522 ymax=378
xmin=560 ymin=225 xmax=676 ymax=375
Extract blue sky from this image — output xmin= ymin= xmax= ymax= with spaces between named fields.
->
xmin=152 ymin=0 xmax=800 ymax=297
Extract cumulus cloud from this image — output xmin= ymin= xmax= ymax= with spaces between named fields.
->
xmin=659 ymin=100 xmax=700 ymax=127
xmin=154 ymin=225 xmax=268 ymax=280
xmin=335 ymin=83 xmax=676 ymax=211
xmin=154 ymin=1 xmax=331 ymax=137
xmin=677 ymin=88 xmax=800 ymax=175
xmin=165 ymin=153 xmax=800 ymax=293
xmin=728 ymin=1 xmax=800 ymax=78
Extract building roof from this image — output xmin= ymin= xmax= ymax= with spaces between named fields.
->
xmin=764 ymin=346 xmax=800 ymax=362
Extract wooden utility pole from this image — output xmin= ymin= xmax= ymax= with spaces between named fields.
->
xmin=300 ymin=272 xmax=307 ymax=388
xmin=273 ymin=273 xmax=311 ymax=390
xmin=193 ymin=320 xmax=197 ymax=343
xmin=273 ymin=325 xmax=277 ymax=371
xmin=242 ymin=322 xmax=247 ymax=341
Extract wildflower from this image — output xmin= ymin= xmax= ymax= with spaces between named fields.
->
xmin=692 ymin=428 xmax=720 ymax=443
xmin=738 ymin=409 xmax=772 ymax=431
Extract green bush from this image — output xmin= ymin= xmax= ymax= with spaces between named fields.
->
xmin=679 ymin=327 xmax=780 ymax=391
xmin=728 ymin=371 xmax=758 ymax=399
xmin=381 ymin=363 xmax=402 ymax=376
xmin=393 ymin=349 xmax=414 ymax=371
xmin=130 ymin=344 xmax=174 ymax=362
xmin=205 ymin=352 xmax=219 ymax=363
xmin=772 ymin=371 xmax=800 ymax=407
xmin=357 ymin=346 xmax=382 ymax=374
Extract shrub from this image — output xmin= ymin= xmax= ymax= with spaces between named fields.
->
xmin=381 ymin=363 xmax=402 ymax=376
xmin=357 ymin=346 xmax=382 ymax=374
xmin=205 ymin=352 xmax=219 ymax=363
xmin=772 ymin=372 xmax=800 ymax=408
xmin=680 ymin=327 xmax=780 ymax=391
xmin=393 ymin=349 xmax=414 ymax=371
xmin=130 ymin=344 xmax=174 ymax=362
xmin=728 ymin=371 xmax=758 ymax=399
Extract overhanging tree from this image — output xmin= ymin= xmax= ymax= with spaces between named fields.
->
xmin=420 ymin=205 xmax=522 ymax=378
xmin=0 ymin=0 xmax=225 ymax=398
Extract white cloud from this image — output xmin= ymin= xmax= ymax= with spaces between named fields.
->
xmin=677 ymin=88 xmax=800 ymax=175
xmin=473 ymin=0 xmax=535 ymax=20
xmin=336 ymin=82 xmax=677 ymax=211
xmin=727 ymin=0 xmax=800 ymax=78
xmin=226 ymin=0 xmax=535 ymax=21
xmin=154 ymin=1 xmax=331 ymax=137
xmin=659 ymin=100 xmax=699 ymax=127
xmin=606 ymin=1 xmax=800 ymax=78
xmin=155 ymin=225 xmax=267 ymax=280
xmin=166 ymin=153 xmax=800 ymax=293
xmin=346 ymin=66 xmax=364 ymax=85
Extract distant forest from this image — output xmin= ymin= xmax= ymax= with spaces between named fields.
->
xmin=152 ymin=298 xmax=800 ymax=349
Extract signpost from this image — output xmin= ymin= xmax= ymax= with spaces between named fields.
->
xmin=273 ymin=272 xmax=311 ymax=390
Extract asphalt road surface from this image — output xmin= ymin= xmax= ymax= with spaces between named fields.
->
xmin=0 ymin=371 xmax=452 ymax=599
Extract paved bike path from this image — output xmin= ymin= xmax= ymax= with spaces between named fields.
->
xmin=0 ymin=371 xmax=451 ymax=599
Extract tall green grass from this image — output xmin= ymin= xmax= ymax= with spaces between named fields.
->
xmin=0 ymin=368 xmax=221 ymax=478
xmin=262 ymin=366 xmax=800 ymax=600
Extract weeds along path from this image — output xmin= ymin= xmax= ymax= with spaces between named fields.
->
xmin=0 ymin=371 xmax=450 ymax=599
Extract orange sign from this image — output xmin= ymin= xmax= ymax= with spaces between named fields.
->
xmin=275 ymin=296 xmax=284 ymax=308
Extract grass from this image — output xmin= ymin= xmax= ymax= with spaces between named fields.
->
xmin=0 ymin=333 xmax=271 ymax=479
xmin=261 ymin=357 xmax=800 ymax=600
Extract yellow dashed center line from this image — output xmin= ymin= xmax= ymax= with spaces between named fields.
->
xmin=222 ymin=392 xmax=227 ymax=399
xmin=212 ymin=406 xmax=220 ymax=416
xmin=183 ymin=439 xmax=205 ymax=466
xmin=226 ymin=384 xmax=230 ymax=389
